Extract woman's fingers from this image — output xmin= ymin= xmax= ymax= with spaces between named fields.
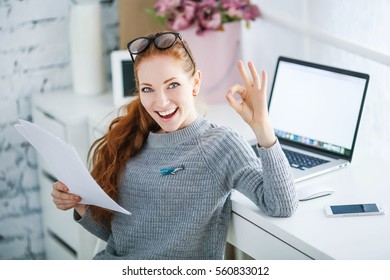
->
xmin=226 ymin=84 xmax=246 ymax=112
xmin=227 ymin=61 xmax=270 ymax=127
xmin=226 ymin=90 xmax=241 ymax=114
xmin=237 ymin=60 xmax=262 ymax=89
xmin=237 ymin=60 xmax=252 ymax=87
xmin=53 ymin=181 xmax=68 ymax=192
xmin=248 ymin=61 xmax=261 ymax=89
xmin=51 ymin=184 xmax=80 ymax=201
xmin=52 ymin=198 xmax=77 ymax=210
xmin=260 ymin=69 xmax=267 ymax=96
xmin=51 ymin=181 xmax=81 ymax=210
xmin=228 ymin=84 xmax=247 ymax=99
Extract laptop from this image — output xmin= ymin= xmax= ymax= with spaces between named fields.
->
xmin=264 ymin=56 xmax=369 ymax=182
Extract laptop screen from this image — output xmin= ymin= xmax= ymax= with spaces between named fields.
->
xmin=268 ymin=57 xmax=369 ymax=160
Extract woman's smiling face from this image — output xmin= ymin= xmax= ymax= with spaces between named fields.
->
xmin=138 ymin=55 xmax=201 ymax=133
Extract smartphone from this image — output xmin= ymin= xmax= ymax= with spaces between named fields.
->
xmin=324 ymin=203 xmax=385 ymax=217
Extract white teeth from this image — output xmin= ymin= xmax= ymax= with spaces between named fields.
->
xmin=158 ymin=108 xmax=176 ymax=116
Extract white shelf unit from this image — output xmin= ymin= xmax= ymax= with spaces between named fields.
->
xmin=31 ymin=91 xmax=116 ymax=259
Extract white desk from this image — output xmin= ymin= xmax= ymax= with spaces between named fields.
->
xmin=199 ymin=99 xmax=390 ymax=260
xmin=228 ymin=157 xmax=390 ymax=259
xmin=33 ymin=91 xmax=390 ymax=260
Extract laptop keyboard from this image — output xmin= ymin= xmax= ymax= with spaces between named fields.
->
xmin=282 ymin=149 xmax=329 ymax=170
xmin=251 ymin=145 xmax=329 ymax=170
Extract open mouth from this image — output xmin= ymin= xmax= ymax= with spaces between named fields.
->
xmin=157 ymin=108 xmax=178 ymax=119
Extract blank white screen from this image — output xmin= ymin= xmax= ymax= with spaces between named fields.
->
xmin=269 ymin=61 xmax=367 ymax=149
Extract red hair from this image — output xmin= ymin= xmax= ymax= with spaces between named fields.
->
xmin=88 ymin=32 xmax=196 ymax=230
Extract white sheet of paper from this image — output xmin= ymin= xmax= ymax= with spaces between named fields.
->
xmin=15 ymin=119 xmax=130 ymax=215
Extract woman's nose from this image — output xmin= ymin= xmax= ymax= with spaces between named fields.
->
xmin=155 ymin=90 xmax=170 ymax=106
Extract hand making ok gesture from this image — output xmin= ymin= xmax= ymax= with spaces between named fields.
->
xmin=226 ymin=60 xmax=276 ymax=148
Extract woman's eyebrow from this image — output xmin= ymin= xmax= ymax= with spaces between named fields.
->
xmin=164 ymin=77 xmax=176 ymax=84
xmin=140 ymin=77 xmax=176 ymax=87
xmin=140 ymin=82 xmax=153 ymax=86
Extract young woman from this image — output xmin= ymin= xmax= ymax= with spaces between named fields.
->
xmin=52 ymin=32 xmax=298 ymax=259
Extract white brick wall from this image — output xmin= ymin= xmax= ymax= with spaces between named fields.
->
xmin=0 ymin=0 xmax=118 ymax=259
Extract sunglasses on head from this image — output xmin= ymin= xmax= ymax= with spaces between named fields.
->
xmin=127 ymin=32 xmax=194 ymax=65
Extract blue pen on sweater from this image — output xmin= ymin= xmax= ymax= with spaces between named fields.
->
xmin=160 ymin=165 xmax=185 ymax=175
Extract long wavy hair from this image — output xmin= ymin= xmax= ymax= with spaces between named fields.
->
xmin=87 ymin=32 xmax=197 ymax=230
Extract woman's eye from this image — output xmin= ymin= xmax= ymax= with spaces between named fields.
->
xmin=141 ymin=87 xmax=153 ymax=93
xmin=168 ymin=82 xmax=180 ymax=89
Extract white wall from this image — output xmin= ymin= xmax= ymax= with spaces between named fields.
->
xmin=0 ymin=0 xmax=118 ymax=260
xmin=243 ymin=0 xmax=390 ymax=163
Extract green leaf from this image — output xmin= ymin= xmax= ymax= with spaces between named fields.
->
xmin=144 ymin=7 xmax=167 ymax=26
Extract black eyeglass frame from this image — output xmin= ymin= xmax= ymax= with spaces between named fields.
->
xmin=126 ymin=32 xmax=194 ymax=66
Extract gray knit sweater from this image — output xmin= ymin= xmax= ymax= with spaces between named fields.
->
xmin=76 ymin=117 xmax=298 ymax=259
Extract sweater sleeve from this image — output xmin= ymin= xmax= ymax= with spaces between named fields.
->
xmin=74 ymin=209 xmax=111 ymax=241
xmin=201 ymin=127 xmax=298 ymax=217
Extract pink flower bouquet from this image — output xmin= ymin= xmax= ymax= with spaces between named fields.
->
xmin=147 ymin=0 xmax=261 ymax=35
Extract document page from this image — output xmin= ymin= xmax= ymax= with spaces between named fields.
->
xmin=15 ymin=119 xmax=130 ymax=215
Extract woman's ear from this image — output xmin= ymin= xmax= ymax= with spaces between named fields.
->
xmin=192 ymin=70 xmax=202 ymax=96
